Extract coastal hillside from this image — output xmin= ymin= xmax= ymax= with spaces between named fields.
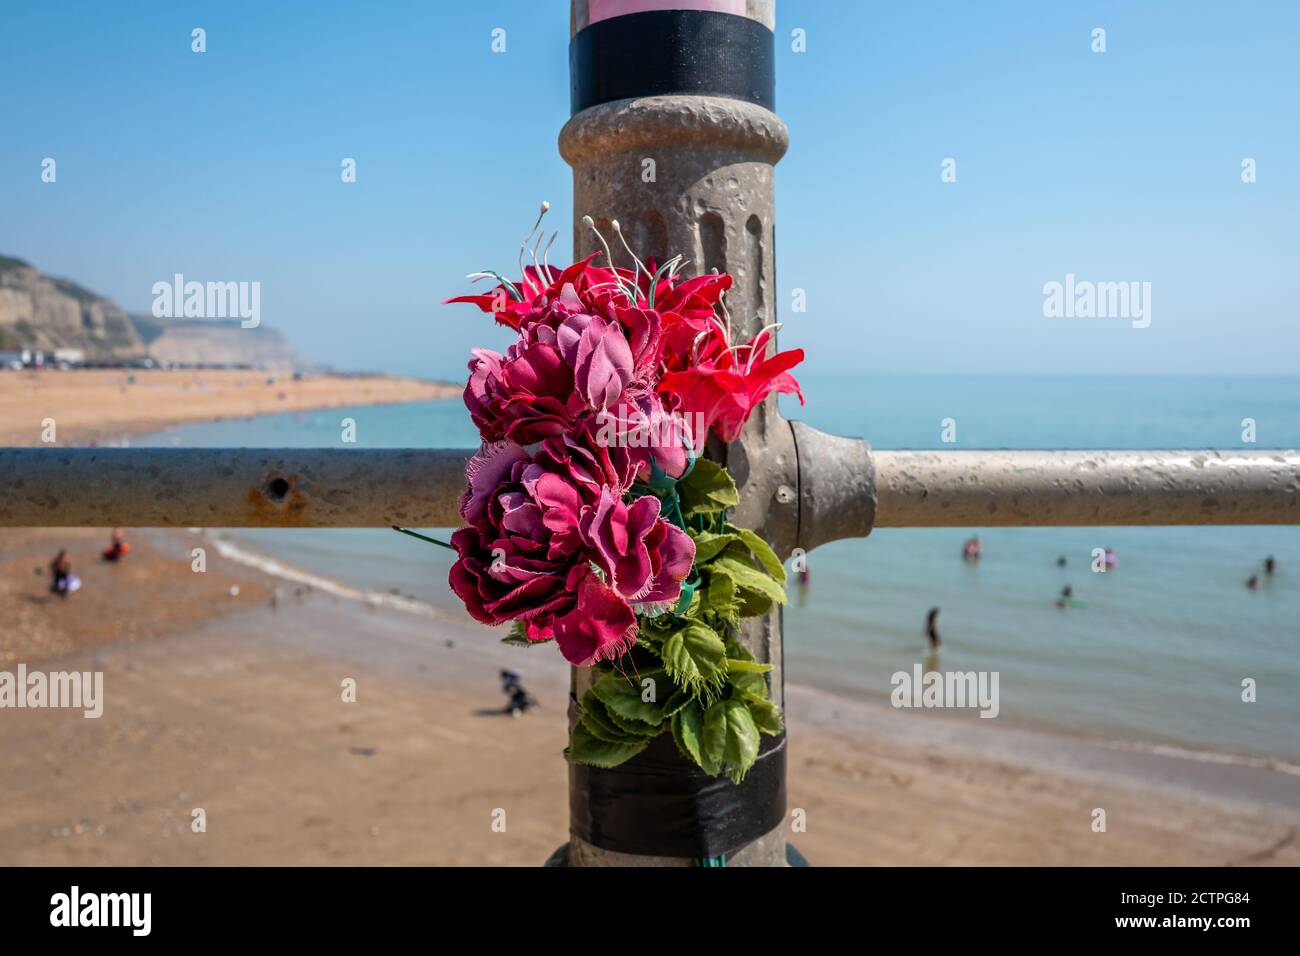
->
xmin=0 ymin=255 xmax=143 ymax=360
xmin=0 ymin=255 xmax=307 ymax=369
xmin=130 ymin=314 xmax=306 ymax=370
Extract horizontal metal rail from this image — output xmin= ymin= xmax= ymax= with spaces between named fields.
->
xmin=872 ymin=450 xmax=1300 ymax=527
xmin=0 ymin=447 xmax=1296 ymax=530
xmin=0 ymin=448 xmax=472 ymax=529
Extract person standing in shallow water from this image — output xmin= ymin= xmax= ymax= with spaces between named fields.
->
xmin=925 ymin=607 xmax=941 ymax=650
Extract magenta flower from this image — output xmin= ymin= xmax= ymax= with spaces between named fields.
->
xmin=551 ymin=567 xmax=639 ymax=666
xmin=449 ymin=443 xmax=591 ymax=627
xmin=594 ymin=391 xmax=693 ymax=483
xmin=579 ymin=486 xmax=695 ymax=611
xmin=557 ymin=312 xmax=634 ymax=411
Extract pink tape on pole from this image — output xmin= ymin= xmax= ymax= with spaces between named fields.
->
xmin=588 ymin=0 xmax=748 ymax=25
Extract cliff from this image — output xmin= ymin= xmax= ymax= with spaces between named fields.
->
xmin=0 ymin=255 xmax=144 ymax=359
xmin=0 ymin=256 xmax=308 ymax=369
xmin=130 ymin=315 xmax=306 ymax=370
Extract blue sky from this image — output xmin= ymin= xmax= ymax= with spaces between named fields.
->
xmin=2 ymin=0 xmax=1297 ymax=378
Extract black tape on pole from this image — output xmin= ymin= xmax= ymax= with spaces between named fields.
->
xmin=570 ymin=731 xmax=787 ymax=858
xmin=570 ymin=10 xmax=775 ymax=115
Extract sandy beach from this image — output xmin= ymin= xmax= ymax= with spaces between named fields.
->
xmin=0 ymin=368 xmax=458 ymax=446
xmin=2 ymin=525 xmax=1297 ymax=866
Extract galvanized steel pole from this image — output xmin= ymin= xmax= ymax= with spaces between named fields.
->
xmin=2 ymin=448 xmax=1296 ymax=530
xmin=560 ymin=0 xmax=792 ymax=866
xmin=0 ymin=447 xmax=471 ymax=528
xmin=870 ymin=449 xmax=1300 ymax=528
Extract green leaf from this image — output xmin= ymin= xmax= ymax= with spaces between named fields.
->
xmin=690 ymin=529 xmax=740 ymax=563
xmin=724 ymin=637 xmax=755 ymax=661
xmin=729 ymin=669 xmax=769 ymax=701
xmin=712 ymin=550 xmax=786 ymax=615
xmin=726 ymin=658 xmax=773 ymax=675
xmin=661 ymin=687 xmax=693 ymax=719
xmin=660 ymin=621 xmax=727 ymax=696
xmin=604 ymin=708 xmax=664 ymax=738
xmin=711 ymin=568 xmax=771 ymax=617
xmin=672 ymin=701 xmax=716 ymax=774
xmin=678 ymin=459 xmax=740 ymax=515
xmin=566 ymin=722 xmax=649 ymax=768
xmin=578 ymin=695 xmax=641 ymax=744
xmin=700 ymin=570 xmax=740 ymax=621
xmin=723 ymin=639 xmax=772 ymax=700
xmin=734 ymin=528 xmax=786 ymax=585
xmin=591 ymin=673 xmax=665 ymax=725
xmin=704 ymin=698 xmax=762 ymax=784
xmin=745 ymin=696 xmax=784 ymax=735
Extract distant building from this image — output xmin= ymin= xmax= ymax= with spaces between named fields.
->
xmin=52 ymin=347 xmax=86 ymax=366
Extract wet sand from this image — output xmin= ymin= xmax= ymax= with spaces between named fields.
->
xmin=0 ymin=368 xmax=457 ymax=446
xmin=1 ymin=527 xmax=1297 ymax=866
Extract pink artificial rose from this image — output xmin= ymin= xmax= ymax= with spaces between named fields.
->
xmin=578 ymin=487 xmax=695 ymax=611
xmin=551 ymin=567 xmax=639 ymax=666
xmin=593 ymin=391 xmax=693 ymax=484
xmin=449 ymin=443 xmax=592 ymax=626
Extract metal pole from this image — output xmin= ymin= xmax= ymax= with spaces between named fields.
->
xmin=0 ymin=447 xmax=471 ymax=528
xmin=2 ymin=447 xmax=1296 ymax=530
xmin=561 ymin=0 xmax=791 ymax=866
xmin=870 ymin=449 xmax=1300 ymax=528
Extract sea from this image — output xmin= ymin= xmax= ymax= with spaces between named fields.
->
xmin=139 ymin=374 xmax=1300 ymax=763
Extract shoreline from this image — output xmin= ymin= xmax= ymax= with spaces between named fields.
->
xmin=4 ymin=524 xmax=1298 ymax=866
xmin=176 ymin=529 xmax=1300 ymax=789
xmin=0 ymin=368 xmax=459 ymax=446
xmin=2 ymin=538 xmax=1297 ymax=865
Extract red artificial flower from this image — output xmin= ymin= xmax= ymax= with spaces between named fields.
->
xmin=658 ymin=328 xmax=804 ymax=442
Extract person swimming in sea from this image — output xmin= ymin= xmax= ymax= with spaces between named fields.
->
xmin=1264 ymin=555 xmax=1276 ymax=576
xmin=962 ymin=536 xmax=981 ymax=562
xmin=1245 ymin=574 xmax=1259 ymax=591
xmin=1056 ymin=585 xmax=1085 ymax=609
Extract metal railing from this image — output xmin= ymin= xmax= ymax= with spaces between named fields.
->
xmin=2 ymin=446 xmax=1295 ymax=533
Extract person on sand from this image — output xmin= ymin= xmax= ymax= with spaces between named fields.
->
xmin=50 ymin=549 xmax=78 ymax=597
xmin=962 ymin=536 xmax=981 ymax=562
xmin=925 ymin=607 xmax=941 ymax=651
xmin=500 ymin=669 xmax=534 ymax=717
xmin=102 ymin=528 xmax=130 ymax=562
